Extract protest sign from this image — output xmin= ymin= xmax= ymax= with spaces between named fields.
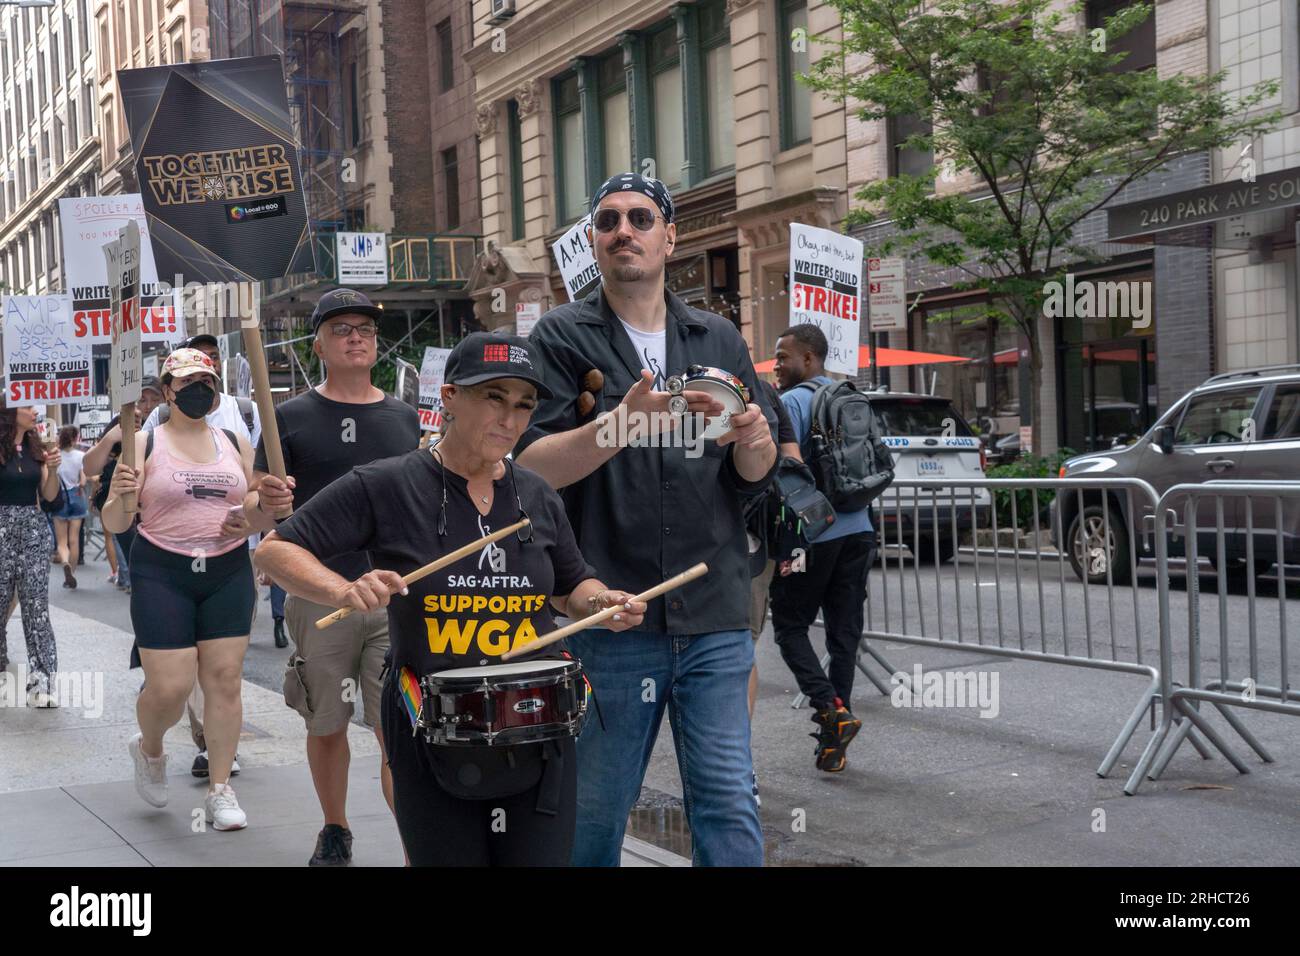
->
xmin=58 ymin=194 xmax=186 ymax=346
xmin=105 ymin=221 xmax=143 ymax=409
xmin=551 ymin=216 xmax=601 ymax=301
xmin=2 ymin=295 xmax=89 ymax=406
xmin=417 ymin=346 xmax=452 ymax=432
xmin=117 ymin=55 xmax=314 ymax=284
xmin=788 ymin=224 xmax=862 ymax=376
xmin=74 ymin=395 xmax=114 ymax=442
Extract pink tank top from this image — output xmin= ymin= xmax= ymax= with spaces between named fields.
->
xmin=138 ymin=426 xmax=248 ymax=557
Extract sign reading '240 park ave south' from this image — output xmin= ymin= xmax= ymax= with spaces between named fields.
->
xmin=1108 ymin=165 xmax=1300 ymax=241
xmin=117 ymin=55 xmax=316 ymax=285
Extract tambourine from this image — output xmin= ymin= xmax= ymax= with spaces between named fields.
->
xmin=665 ymin=365 xmax=750 ymax=440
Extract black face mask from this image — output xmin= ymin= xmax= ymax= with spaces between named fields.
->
xmin=173 ymin=381 xmax=215 ymax=420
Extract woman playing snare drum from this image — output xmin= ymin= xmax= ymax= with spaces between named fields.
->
xmin=255 ymin=333 xmax=645 ymax=867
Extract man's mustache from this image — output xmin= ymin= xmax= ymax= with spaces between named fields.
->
xmin=609 ymin=240 xmax=642 ymax=254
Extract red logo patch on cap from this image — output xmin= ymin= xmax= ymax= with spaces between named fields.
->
xmin=483 ymin=344 xmax=509 ymax=362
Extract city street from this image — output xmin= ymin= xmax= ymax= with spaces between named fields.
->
xmin=12 ymin=543 xmax=1296 ymax=867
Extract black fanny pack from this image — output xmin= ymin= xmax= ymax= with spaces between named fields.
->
xmin=774 ymin=457 xmax=837 ymax=543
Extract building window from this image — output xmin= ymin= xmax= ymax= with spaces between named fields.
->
xmin=37 ymin=49 xmax=45 ymax=103
xmin=777 ymin=0 xmax=811 ymax=149
xmin=81 ymin=81 xmax=92 ymax=138
xmin=442 ymin=145 xmax=460 ymax=230
xmin=647 ymin=26 xmax=683 ymax=188
xmin=64 ymin=15 xmax=73 ymax=71
xmin=553 ymin=72 xmax=586 ymax=224
xmin=507 ymin=99 xmax=525 ymax=241
xmin=598 ymin=52 xmax=629 ymax=181
xmin=67 ymin=98 xmax=76 ymax=149
xmin=144 ymin=0 xmax=153 ymax=37
xmin=437 ymin=18 xmax=454 ymax=93
xmin=889 ymin=113 xmax=933 ymax=178
xmin=172 ymin=27 xmax=183 ymax=65
xmin=78 ymin=0 xmax=89 ymax=55
xmin=52 ymin=119 xmax=62 ymax=167
xmin=1087 ymin=0 xmax=1155 ymax=73
xmin=97 ymin=17 xmax=109 ymax=78
xmin=114 ymin=1 xmax=125 ymax=66
xmin=51 ymin=36 xmax=61 ymax=94
xmin=700 ymin=0 xmax=734 ymax=175
xmin=130 ymin=0 xmax=140 ymax=54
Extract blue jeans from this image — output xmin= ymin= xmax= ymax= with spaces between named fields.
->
xmin=270 ymin=583 xmax=286 ymax=619
xmin=568 ymin=627 xmax=763 ymax=867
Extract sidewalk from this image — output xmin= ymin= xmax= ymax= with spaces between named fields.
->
xmin=1 ymin=590 xmax=679 ymax=867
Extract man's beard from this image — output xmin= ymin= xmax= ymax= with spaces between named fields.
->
xmin=609 ymin=262 xmax=647 ymax=282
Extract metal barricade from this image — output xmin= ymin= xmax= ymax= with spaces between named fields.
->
xmin=793 ymin=477 xmax=1167 ymax=785
xmin=1126 ymin=481 xmax=1300 ymax=794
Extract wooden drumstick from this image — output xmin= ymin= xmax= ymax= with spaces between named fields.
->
xmin=501 ymin=562 xmax=709 ymax=661
xmin=314 ymin=518 xmax=531 ymax=630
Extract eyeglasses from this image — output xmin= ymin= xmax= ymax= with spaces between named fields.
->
xmin=592 ymin=207 xmax=665 ymax=234
xmin=328 ymin=321 xmax=378 ymax=338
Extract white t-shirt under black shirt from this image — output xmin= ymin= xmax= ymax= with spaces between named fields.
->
xmin=617 ymin=316 xmax=668 ymax=390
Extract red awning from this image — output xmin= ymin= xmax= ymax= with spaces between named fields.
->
xmin=753 ymin=346 xmax=971 ymax=373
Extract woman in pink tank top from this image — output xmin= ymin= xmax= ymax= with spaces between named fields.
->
xmin=103 ymin=348 xmax=259 ymax=831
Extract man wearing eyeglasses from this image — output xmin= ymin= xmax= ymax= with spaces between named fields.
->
xmin=516 ymin=173 xmax=778 ymax=867
xmin=244 ymin=287 xmax=421 ymax=866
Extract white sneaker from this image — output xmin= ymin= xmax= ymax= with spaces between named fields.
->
xmin=205 ymin=783 xmax=247 ymax=831
xmin=27 ymin=688 xmax=58 ymax=708
xmin=128 ymin=733 xmax=168 ymax=808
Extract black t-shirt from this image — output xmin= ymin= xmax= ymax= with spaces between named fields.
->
xmin=273 ymin=448 xmax=596 ymax=675
xmin=0 ymin=446 xmax=42 ymax=506
xmin=254 ymin=388 xmax=421 ymax=578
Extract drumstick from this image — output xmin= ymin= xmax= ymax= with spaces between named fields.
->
xmin=501 ymin=562 xmax=709 ymax=661
xmin=314 ymin=518 xmax=531 ymax=630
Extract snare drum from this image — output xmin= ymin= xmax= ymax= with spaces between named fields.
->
xmin=664 ymin=365 xmax=750 ymax=440
xmin=419 ymin=658 xmax=587 ymax=746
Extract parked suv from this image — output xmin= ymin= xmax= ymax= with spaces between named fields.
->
xmin=1054 ymin=365 xmax=1300 ymax=584
xmin=868 ymin=391 xmax=991 ymax=563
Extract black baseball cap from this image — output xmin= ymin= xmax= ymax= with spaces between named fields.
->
xmin=186 ymin=334 xmax=220 ymax=351
xmin=444 ymin=332 xmax=553 ymax=400
xmin=141 ymin=375 xmax=163 ymax=395
xmin=310 ymin=288 xmax=384 ymax=332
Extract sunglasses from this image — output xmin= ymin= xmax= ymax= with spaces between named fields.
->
xmin=591 ymin=207 xmax=666 ymax=233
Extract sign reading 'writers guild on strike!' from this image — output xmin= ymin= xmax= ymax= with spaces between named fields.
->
xmin=788 ymin=223 xmax=862 ymax=376
xmin=2 ymin=295 xmax=90 ymax=406
xmin=105 ymin=221 xmax=143 ymax=409
xmin=57 ymin=194 xmax=185 ymax=346
xmin=117 ymin=55 xmax=315 ymax=285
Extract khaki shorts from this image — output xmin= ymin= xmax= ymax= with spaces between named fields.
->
xmin=749 ymin=559 xmax=776 ymax=641
xmin=283 ymin=594 xmax=390 ymax=736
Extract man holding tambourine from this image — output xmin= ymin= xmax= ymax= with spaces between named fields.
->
xmin=516 ymin=173 xmax=779 ymax=867
xmin=254 ymin=333 xmax=647 ymax=866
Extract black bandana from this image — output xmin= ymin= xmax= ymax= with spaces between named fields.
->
xmin=589 ymin=173 xmax=675 ymax=223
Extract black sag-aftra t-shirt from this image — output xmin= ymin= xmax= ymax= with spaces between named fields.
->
xmin=254 ymin=388 xmax=421 ymax=579
xmin=273 ymin=448 xmax=597 ymax=675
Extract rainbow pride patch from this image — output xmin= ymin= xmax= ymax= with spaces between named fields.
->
xmin=398 ymin=666 xmax=423 ymax=731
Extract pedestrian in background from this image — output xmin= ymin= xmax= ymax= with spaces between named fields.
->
xmin=0 ymin=400 xmax=64 ymax=708
xmin=51 ymin=425 xmax=88 ymax=590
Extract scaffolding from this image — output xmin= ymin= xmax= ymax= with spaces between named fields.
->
xmin=207 ymin=1 xmax=364 ymax=240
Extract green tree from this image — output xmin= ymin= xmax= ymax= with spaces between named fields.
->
xmin=807 ymin=0 xmax=1282 ymax=453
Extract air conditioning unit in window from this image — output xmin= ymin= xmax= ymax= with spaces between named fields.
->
xmin=489 ymin=0 xmax=517 ymax=24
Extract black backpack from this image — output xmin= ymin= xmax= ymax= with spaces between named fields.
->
xmin=796 ymin=379 xmax=894 ymax=511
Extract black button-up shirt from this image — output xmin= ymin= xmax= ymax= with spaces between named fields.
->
xmin=516 ymin=285 xmax=778 ymax=635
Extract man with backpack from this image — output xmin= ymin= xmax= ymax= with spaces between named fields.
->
xmin=142 ymin=334 xmax=261 ymax=447
xmin=771 ymin=323 xmax=890 ymax=773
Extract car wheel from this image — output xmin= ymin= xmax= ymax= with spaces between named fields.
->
xmin=914 ymin=533 xmax=957 ymax=564
xmin=1067 ymin=504 xmax=1132 ymax=585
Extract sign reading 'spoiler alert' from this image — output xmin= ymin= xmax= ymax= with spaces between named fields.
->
xmin=117 ymin=55 xmax=315 ymax=285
